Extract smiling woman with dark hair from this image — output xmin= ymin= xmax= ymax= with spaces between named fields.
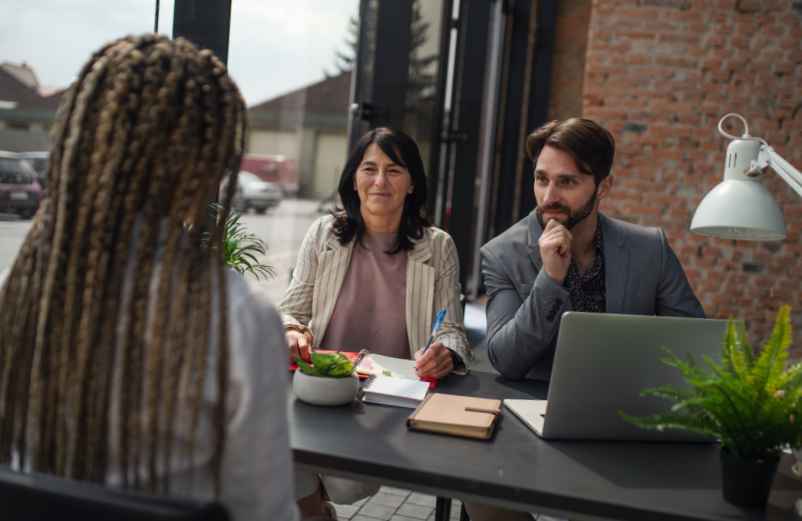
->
xmin=279 ymin=127 xmax=472 ymax=518
xmin=332 ymin=127 xmax=429 ymax=251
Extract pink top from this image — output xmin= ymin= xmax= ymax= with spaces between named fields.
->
xmin=320 ymin=231 xmax=410 ymax=359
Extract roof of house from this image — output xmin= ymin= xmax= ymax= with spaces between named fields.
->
xmin=0 ymin=65 xmax=64 ymax=127
xmin=248 ymin=70 xmax=351 ymax=132
xmin=0 ymin=67 xmax=43 ymax=108
xmin=0 ymin=63 xmax=39 ymax=91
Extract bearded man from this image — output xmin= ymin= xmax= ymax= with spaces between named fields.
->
xmin=480 ymin=117 xmax=705 ymax=382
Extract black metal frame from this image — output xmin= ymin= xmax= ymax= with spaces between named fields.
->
xmin=0 ymin=465 xmax=228 ymax=521
xmin=442 ymin=0 xmax=492 ymax=286
xmin=426 ymin=0 xmax=455 ymax=226
xmin=488 ymin=0 xmax=534 ymax=240
xmin=517 ymin=0 xmax=556 ymax=219
xmin=347 ymin=0 xmax=414 ymax=150
xmin=172 ymin=0 xmax=233 ymax=65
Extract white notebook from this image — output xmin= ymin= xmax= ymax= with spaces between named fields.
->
xmin=503 ymin=399 xmax=548 ymax=436
xmin=362 ymin=376 xmax=429 ymax=408
xmin=356 ymin=354 xmax=419 ymax=380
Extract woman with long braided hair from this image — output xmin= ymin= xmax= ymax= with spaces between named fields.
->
xmin=0 ymin=34 xmax=297 ymax=520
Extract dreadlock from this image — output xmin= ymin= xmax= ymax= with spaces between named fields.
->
xmin=0 ymin=34 xmax=246 ymax=495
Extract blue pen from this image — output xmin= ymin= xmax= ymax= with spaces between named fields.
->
xmin=421 ymin=308 xmax=447 ymax=354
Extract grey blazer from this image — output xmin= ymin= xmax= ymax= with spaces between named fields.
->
xmin=480 ymin=212 xmax=705 ymax=381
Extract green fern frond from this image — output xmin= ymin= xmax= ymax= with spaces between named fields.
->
xmin=623 ymin=307 xmax=800 ymax=459
xmin=204 ymin=203 xmax=276 ymax=280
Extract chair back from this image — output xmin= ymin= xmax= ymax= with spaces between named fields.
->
xmin=0 ymin=465 xmax=229 ymax=521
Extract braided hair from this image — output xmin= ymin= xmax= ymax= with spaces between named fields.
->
xmin=0 ymin=34 xmax=246 ymax=495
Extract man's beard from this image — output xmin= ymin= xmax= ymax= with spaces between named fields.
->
xmin=536 ymin=188 xmax=598 ymax=230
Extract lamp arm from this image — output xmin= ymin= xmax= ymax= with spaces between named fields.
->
xmin=754 ymin=145 xmax=802 ymax=198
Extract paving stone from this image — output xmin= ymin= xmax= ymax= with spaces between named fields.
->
xmin=352 ymin=516 xmax=388 ymax=521
xmin=334 ymin=503 xmax=360 ymax=520
xmin=390 ymin=516 xmax=423 ymax=521
xmin=405 ymin=492 xmax=436 ymax=507
xmin=396 ymin=503 xmax=434 ymax=520
xmin=368 ymin=492 xmax=406 ymax=508
xmin=381 ymin=486 xmax=412 ymax=497
xmin=357 ymin=502 xmax=398 ymax=520
xmin=449 ymin=500 xmax=463 ymax=521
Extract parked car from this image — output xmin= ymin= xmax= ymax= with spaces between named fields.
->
xmin=17 ymin=151 xmax=49 ymax=188
xmin=0 ymin=151 xmax=43 ymax=219
xmin=231 ymin=171 xmax=282 ymax=214
xmin=240 ymin=154 xmax=299 ymax=197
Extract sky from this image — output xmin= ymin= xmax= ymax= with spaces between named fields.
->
xmin=0 ymin=0 xmax=358 ymax=105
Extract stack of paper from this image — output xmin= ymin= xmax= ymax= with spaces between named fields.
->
xmin=361 ymin=376 xmax=429 ymax=408
xmin=503 ymin=399 xmax=547 ymax=436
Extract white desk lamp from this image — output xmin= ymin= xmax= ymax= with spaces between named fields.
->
xmin=690 ymin=113 xmax=802 ymax=241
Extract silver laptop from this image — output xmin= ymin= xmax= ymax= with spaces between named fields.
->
xmin=504 ymin=312 xmax=730 ymax=442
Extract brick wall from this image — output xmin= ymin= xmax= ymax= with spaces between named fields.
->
xmin=547 ymin=0 xmax=592 ymax=120
xmin=582 ymin=0 xmax=802 ymax=351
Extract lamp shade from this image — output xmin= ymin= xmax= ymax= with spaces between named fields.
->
xmin=690 ymin=178 xmax=786 ymax=241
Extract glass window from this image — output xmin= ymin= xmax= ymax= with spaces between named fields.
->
xmin=0 ymin=1 xmax=358 ymax=307
xmin=0 ymin=157 xmax=34 ymax=184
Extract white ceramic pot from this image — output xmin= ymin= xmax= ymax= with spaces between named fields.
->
xmin=293 ymin=370 xmax=359 ymax=406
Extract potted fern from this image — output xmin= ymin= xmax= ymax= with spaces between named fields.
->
xmin=204 ymin=203 xmax=275 ymax=280
xmin=625 ymin=305 xmax=802 ymax=508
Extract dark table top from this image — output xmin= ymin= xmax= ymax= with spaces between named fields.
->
xmin=289 ymin=370 xmax=802 ymax=521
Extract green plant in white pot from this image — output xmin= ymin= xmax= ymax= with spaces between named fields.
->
xmin=625 ymin=305 xmax=802 ymax=508
xmin=293 ymin=352 xmax=359 ymax=406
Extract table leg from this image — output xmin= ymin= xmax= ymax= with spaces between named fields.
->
xmin=435 ymin=497 xmax=452 ymax=521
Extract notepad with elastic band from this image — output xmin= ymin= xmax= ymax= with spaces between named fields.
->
xmin=406 ymin=393 xmax=502 ymax=440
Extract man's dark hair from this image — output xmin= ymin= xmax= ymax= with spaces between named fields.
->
xmin=333 ymin=127 xmax=429 ymax=253
xmin=525 ymin=117 xmax=616 ymax=184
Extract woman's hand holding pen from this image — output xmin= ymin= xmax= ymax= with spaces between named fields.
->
xmin=415 ymin=342 xmax=453 ymax=379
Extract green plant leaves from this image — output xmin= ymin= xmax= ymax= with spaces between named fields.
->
xmin=205 ymin=203 xmax=276 ymax=280
xmin=296 ymin=352 xmax=354 ymax=378
xmin=623 ymin=305 xmax=800 ymax=461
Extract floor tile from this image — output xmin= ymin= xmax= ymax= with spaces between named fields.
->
xmin=406 ymin=493 xmax=436 ymax=507
xmin=396 ymin=503 xmax=433 ymax=520
xmin=368 ymin=493 xmax=406 ymax=509
xmin=381 ymin=486 xmax=412 ymax=497
xmin=357 ymin=502 xmax=398 ymax=520
xmin=334 ymin=504 xmax=360 ymax=519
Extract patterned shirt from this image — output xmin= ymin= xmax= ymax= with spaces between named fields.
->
xmin=563 ymin=225 xmax=606 ymax=313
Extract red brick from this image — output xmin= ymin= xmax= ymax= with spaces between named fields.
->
xmin=578 ymin=1 xmax=802 ymax=352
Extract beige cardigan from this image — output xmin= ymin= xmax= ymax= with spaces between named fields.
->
xmin=279 ymin=215 xmax=472 ymax=368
